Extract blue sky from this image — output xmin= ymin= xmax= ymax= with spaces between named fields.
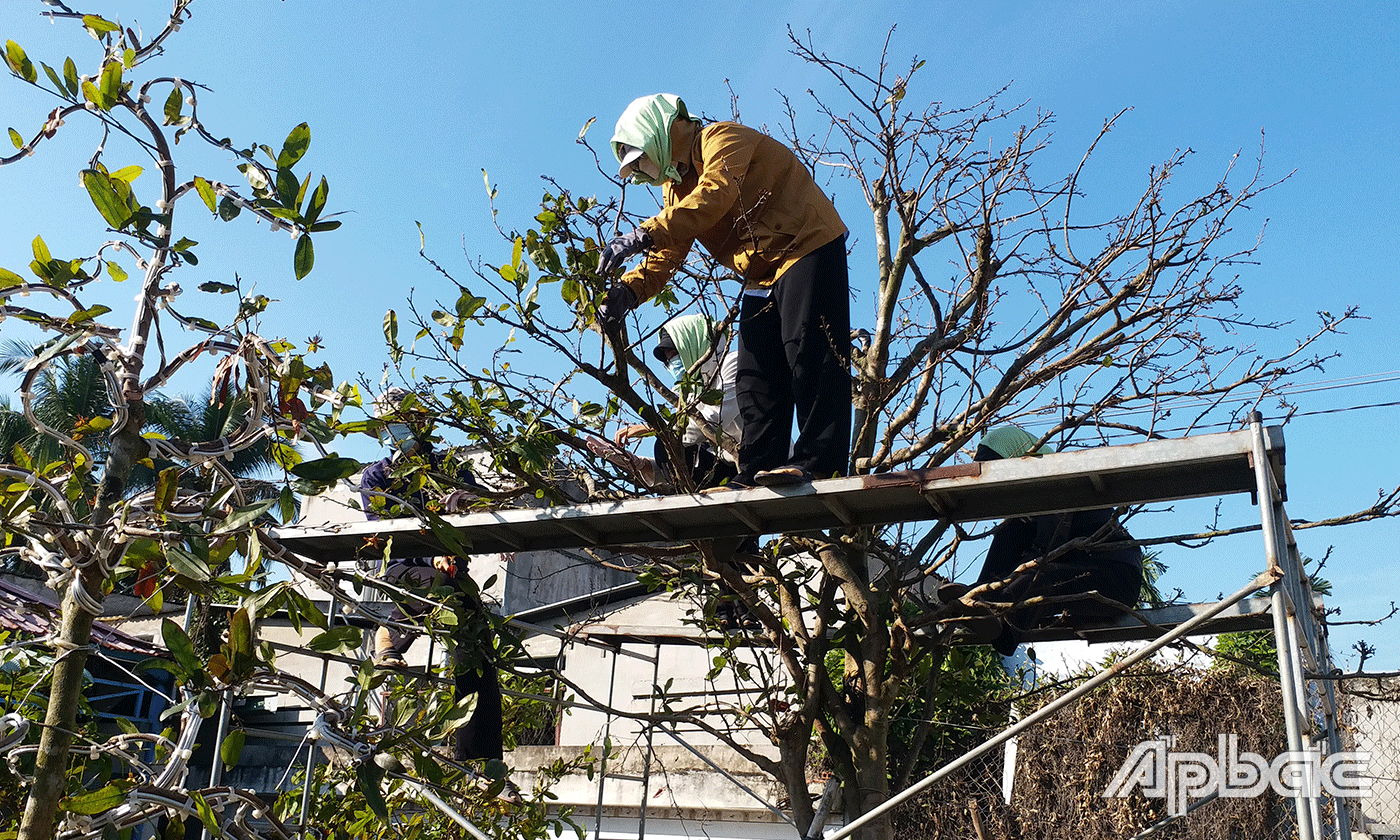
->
xmin=2 ymin=1 xmax=1397 ymax=666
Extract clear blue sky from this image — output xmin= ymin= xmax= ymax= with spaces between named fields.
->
xmin=2 ymin=1 xmax=1397 ymax=666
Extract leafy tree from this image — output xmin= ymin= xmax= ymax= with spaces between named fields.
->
xmin=384 ymin=30 xmax=1395 ymax=840
xmin=0 ymin=3 xmax=346 ymax=837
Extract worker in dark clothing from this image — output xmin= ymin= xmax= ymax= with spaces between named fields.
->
xmin=362 ymin=388 xmax=503 ymax=762
xmin=945 ymin=425 xmax=1144 ymax=655
xmin=595 ymin=93 xmax=851 ymax=489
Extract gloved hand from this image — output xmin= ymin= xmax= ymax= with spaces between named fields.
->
xmin=597 ymin=228 xmax=653 ymax=276
xmin=598 ymin=283 xmax=637 ymax=332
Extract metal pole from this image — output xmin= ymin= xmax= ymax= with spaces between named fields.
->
xmin=636 ymin=641 xmax=661 ymax=840
xmin=594 ymin=645 xmax=618 ymax=840
xmin=199 ymin=687 xmax=233 ymax=840
xmin=297 ymin=592 xmax=337 ymax=839
xmin=826 ymin=572 xmax=1278 ymax=840
xmin=1251 ymin=414 xmax=1318 ymax=840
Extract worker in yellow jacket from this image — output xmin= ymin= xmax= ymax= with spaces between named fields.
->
xmin=597 ymin=93 xmax=851 ymax=488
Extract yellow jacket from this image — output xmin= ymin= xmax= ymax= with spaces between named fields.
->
xmin=622 ymin=121 xmax=847 ymax=302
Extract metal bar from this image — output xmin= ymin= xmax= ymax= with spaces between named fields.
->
xmin=826 ymin=572 xmax=1277 ymax=840
xmin=559 ymin=519 xmax=600 ymax=544
xmin=637 ymin=515 xmax=676 ymax=539
xmin=636 ymin=641 xmax=661 ymax=840
xmin=396 ymin=775 xmax=491 ymax=840
xmin=594 ymin=648 xmax=618 ymax=840
xmin=1131 ymin=791 xmax=1220 ymax=838
xmin=1253 ymin=414 xmax=1318 ymax=840
xmin=200 ymin=687 xmax=233 ymax=840
xmin=819 ymin=495 xmax=856 ymax=526
xmin=727 ymin=503 xmax=764 ymax=532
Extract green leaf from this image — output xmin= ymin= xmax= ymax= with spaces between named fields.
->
xmin=0 ymin=267 xmax=24 ymax=289
xmin=304 ymin=176 xmax=328 ymax=225
xmin=153 ymin=466 xmax=177 ymax=514
xmin=81 ymin=15 xmax=121 ymax=35
xmin=31 ymin=235 xmax=51 ymax=264
xmin=4 ymin=128 xmax=17 ymax=150
xmin=163 ymin=87 xmax=183 ymax=125
xmin=309 ymin=220 xmax=340 ymax=232
xmin=60 ymin=783 xmax=129 ymax=815
xmin=81 ymin=169 xmax=131 ymax=229
xmin=4 ymin=41 xmax=36 ymax=84
xmin=278 ymin=122 xmax=311 ymax=169
xmin=67 ymin=304 xmax=112 ymax=324
xmin=306 ymin=625 xmax=363 ymax=653
xmin=219 ymin=729 xmax=246 ymax=768
xmin=161 ymin=618 xmax=203 ymax=679
xmin=105 ymin=261 xmax=127 ymax=282
xmin=80 ymin=78 xmax=102 ymax=109
xmin=289 ymin=456 xmax=360 ymax=482
xmin=98 ymin=60 xmax=122 ymax=110
xmin=63 ymin=57 xmax=79 ymax=97
xmin=109 ymin=165 xmax=142 ymax=183
xmin=384 ymin=310 xmax=401 ymax=362
xmin=356 ymin=763 xmax=389 ymax=820
xmin=275 ymin=168 xmax=299 ymax=208
xmin=211 ymin=499 xmax=275 ymax=535
xmin=191 ymin=791 xmax=224 ymax=838
xmin=165 ymin=545 xmax=212 ymax=583
xmin=278 ymin=486 xmax=296 ymax=523
xmin=171 ymin=237 xmax=198 ymax=252
xmin=193 ymin=176 xmax=217 ymax=213
xmin=198 ymin=281 xmax=237 ymax=294
xmin=217 ymin=196 xmax=241 ymax=221
xmin=227 ymin=607 xmax=253 ymax=659
xmin=41 ymin=61 xmax=66 ymax=96
xmin=294 ymin=235 xmax=313 ymax=280
xmin=271 ymin=441 xmax=302 ymax=471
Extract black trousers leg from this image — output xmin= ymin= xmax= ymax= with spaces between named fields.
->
xmin=737 ymin=292 xmax=792 ymax=480
xmin=737 ymin=234 xmax=851 ymax=479
xmin=382 ymin=563 xmax=504 ymax=760
xmin=455 ymin=661 xmax=503 ymax=761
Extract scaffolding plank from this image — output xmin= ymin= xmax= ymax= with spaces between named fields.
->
xmin=1015 ymin=596 xmax=1280 ymax=644
xmin=270 ymin=426 xmax=1284 ymax=563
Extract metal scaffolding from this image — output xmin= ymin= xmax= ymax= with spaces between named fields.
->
xmin=269 ymin=415 xmax=1349 ymax=839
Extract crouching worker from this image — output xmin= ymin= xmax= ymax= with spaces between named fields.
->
xmin=588 ymin=313 xmax=740 ymax=492
xmin=945 ymin=425 xmax=1144 ymax=656
xmin=595 ymin=93 xmax=851 ymax=489
xmin=361 ymin=388 xmax=503 ymax=762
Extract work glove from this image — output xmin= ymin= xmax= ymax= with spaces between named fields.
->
xmin=597 ymin=283 xmax=638 ymax=332
xmin=597 ymin=228 xmax=653 ymax=276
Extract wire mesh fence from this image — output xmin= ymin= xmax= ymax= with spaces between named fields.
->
xmin=892 ymin=664 xmax=1307 ymax=839
xmin=1343 ymin=677 xmax=1400 ymax=839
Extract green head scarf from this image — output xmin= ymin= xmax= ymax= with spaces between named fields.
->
xmin=611 ymin=94 xmax=699 ymax=186
xmin=979 ymin=425 xmax=1051 ymax=460
xmin=659 ymin=313 xmax=715 ymax=372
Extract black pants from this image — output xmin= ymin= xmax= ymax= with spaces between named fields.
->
xmin=736 ymin=234 xmax=852 ymax=481
xmin=383 ymin=561 xmax=503 ymax=761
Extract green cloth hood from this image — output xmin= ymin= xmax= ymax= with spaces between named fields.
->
xmin=660 ymin=313 xmax=714 ymax=372
xmin=980 ymin=425 xmax=1051 ymax=459
xmin=611 ymin=94 xmax=697 ymax=186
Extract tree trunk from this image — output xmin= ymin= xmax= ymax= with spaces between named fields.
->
xmin=18 ymin=585 xmax=98 ymax=840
